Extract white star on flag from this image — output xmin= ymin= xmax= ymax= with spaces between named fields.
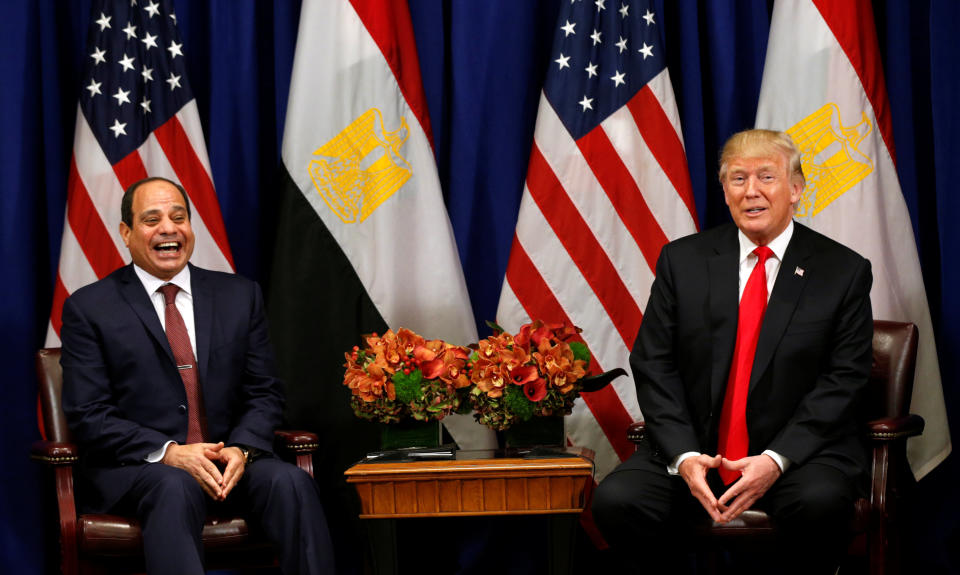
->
xmin=142 ymin=32 xmax=158 ymax=50
xmin=90 ymin=47 xmax=107 ymax=65
xmin=86 ymin=79 xmax=102 ymax=97
xmin=112 ymin=87 xmax=131 ymax=105
xmin=95 ymin=12 xmax=111 ymax=31
xmin=118 ymin=53 xmax=136 ymax=72
xmin=167 ymin=40 xmax=183 ymax=59
xmin=108 ymin=119 xmax=126 ymax=138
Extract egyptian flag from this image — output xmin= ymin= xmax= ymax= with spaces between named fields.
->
xmin=755 ymin=0 xmax=950 ymax=478
xmin=269 ymin=0 xmax=496 ymax=470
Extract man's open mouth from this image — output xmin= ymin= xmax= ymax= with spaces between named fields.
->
xmin=155 ymin=241 xmax=181 ymax=252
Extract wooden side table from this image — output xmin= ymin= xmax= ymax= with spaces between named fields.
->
xmin=345 ymin=448 xmax=594 ymax=574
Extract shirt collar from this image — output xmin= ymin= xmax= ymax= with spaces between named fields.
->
xmin=133 ymin=264 xmax=192 ymax=297
xmin=737 ymin=219 xmax=794 ymax=264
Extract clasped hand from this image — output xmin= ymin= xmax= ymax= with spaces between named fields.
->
xmin=161 ymin=442 xmax=246 ymax=501
xmin=677 ymin=453 xmax=781 ymax=523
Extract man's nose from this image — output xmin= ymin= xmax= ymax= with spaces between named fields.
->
xmin=157 ymin=216 xmax=177 ymax=233
xmin=745 ymin=176 xmax=761 ymax=197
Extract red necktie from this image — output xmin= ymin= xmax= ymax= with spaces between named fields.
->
xmin=159 ymin=284 xmax=206 ymax=444
xmin=717 ymin=246 xmax=773 ymax=484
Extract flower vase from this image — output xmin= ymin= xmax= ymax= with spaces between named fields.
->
xmin=503 ymin=416 xmax=565 ymax=449
xmin=380 ymin=419 xmax=442 ymax=451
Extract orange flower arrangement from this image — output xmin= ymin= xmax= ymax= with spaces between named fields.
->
xmin=468 ymin=320 xmax=591 ymax=431
xmin=343 ymin=321 xmax=618 ymax=432
xmin=343 ymin=328 xmax=472 ymax=423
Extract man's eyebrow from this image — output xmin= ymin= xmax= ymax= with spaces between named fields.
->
xmin=138 ymin=205 xmax=187 ymax=218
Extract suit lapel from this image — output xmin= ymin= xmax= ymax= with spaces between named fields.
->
xmin=749 ymin=223 xmax=812 ymax=392
xmin=117 ymin=265 xmax=175 ymax=365
xmin=190 ymin=264 xmax=213 ymax=386
xmin=708 ymin=226 xmax=741 ymax=410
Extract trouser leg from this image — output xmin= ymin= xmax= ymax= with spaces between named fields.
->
xmin=237 ymin=457 xmax=336 ymax=575
xmin=760 ymin=461 xmax=857 ymax=575
xmin=591 ymin=443 xmax=702 ymax=574
xmin=116 ymin=464 xmax=207 ymax=575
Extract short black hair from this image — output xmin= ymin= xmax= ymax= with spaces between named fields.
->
xmin=121 ymin=177 xmax=192 ymax=227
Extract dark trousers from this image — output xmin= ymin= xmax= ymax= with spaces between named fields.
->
xmin=591 ymin=443 xmax=856 ymax=575
xmin=116 ymin=457 xmax=335 ymax=575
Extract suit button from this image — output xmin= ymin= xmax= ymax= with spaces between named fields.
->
xmin=178 ymin=404 xmax=187 ymax=414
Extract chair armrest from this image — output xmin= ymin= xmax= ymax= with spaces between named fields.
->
xmin=273 ymin=430 xmax=319 ymax=479
xmin=627 ymin=421 xmax=646 ymax=445
xmin=273 ymin=429 xmax=319 ymax=454
xmin=866 ymin=414 xmax=925 ymax=442
xmin=30 ymin=440 xmax=79 ymax=466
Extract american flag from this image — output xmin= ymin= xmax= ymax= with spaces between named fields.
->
xmin=46 ymin=0 xmax=233 ymax=346
xmin=496 ymin=0 xmax=699 ymax=482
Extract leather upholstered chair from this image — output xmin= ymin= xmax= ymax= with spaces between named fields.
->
xmin=30 ymin=347 xmax=321 ymax=575
xmin=626 ymin=320 xmax=925 ymax=575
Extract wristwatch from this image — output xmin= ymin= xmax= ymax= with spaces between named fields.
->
xmin=238 ymin=447 xmax=250 ymax=464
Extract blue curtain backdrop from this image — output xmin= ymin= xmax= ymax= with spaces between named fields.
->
xmin=2 ymin=1 xmax=958 ymax=572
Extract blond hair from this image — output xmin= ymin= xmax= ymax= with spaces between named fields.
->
xmin=718 ymin=129 xmax=804 ymax=187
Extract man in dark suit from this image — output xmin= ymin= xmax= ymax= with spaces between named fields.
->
xmin=591 ymin=129 xmax=873 ymax=574
xmin=61 ymin=177 xmax=335 ymax=575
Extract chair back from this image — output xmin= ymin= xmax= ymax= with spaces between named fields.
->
xmin=37 ymin=348 xmax=72 ymax=444
xmin=867 ymin=320 xmax=919 ymax=420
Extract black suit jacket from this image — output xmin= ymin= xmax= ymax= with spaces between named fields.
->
xmin=630 ymin=222 xmax=873 ymax=479
xmin=61 ymin=264 xmax=285 ymax=512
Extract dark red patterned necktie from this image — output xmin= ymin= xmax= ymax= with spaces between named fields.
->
xmin=159 ymin=284 xmax=206 ymax=444
xmin=717 ymin=246 xmax=773 ymax=484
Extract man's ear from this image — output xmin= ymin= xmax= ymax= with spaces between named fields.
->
xmin=790 ymin=179 xmax=803 ymax=204
xmin=119 ymin=222 xmax=131 ymax=247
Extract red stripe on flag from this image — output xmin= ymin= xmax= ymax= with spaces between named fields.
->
xmin=349 ymin=0 xmax=435 ymax=148
xmin=50 ymin=274 xmax=69 ymax=338
xmin=526 ymin=144 xmax=643 ymax=348
xmin=112 ymin=150 xmax=149 ymax=192
xmin=576 ymin=128 xmax=668 ymax=273
xmin=626 ymin=86 xmax=700 ymax=229
xmin=505 ymin=236 xmax=636 ymax=461
xmin=153 ymin=117 xmax=235 ymax=268
xmin=66 ymin=158 xmax=126 ymax=279
xmin=812 ymin=0 xmax=896 ymax=165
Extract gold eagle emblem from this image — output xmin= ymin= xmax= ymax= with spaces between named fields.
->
xmin=787 ymin=103 xmax=874 ymax=217
xmin=309 ymin=108 xmax=412 ymax=223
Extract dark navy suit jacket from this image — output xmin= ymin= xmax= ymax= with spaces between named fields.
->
xmin=630 ymin=222 xmax=874 ymax=480
xmin=61 ymin=264 xmax=285 ymax=512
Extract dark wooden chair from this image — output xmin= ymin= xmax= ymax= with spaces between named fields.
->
xmin=30 ymin=347 xmax=321 ymax=574
xmin=627 ymin=320 xmax=925 ymax=575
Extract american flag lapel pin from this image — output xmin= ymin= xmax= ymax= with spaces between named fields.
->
xmin=795 ymin=266 xmax=805 ymax=277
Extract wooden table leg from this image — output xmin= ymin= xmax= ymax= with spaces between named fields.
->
xmin=548 ymin=514 xmax=578 ymax=575
xmin=365 ymin=518 xmax=398 ymax=575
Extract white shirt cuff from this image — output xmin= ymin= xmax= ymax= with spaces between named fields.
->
xmin=667 ymin=451 xmax=701 ymax=475
xmin=145 ymin=440 xmax=177 ymax=463
xmin=762 ymin=449 xmax=790 ymax=472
